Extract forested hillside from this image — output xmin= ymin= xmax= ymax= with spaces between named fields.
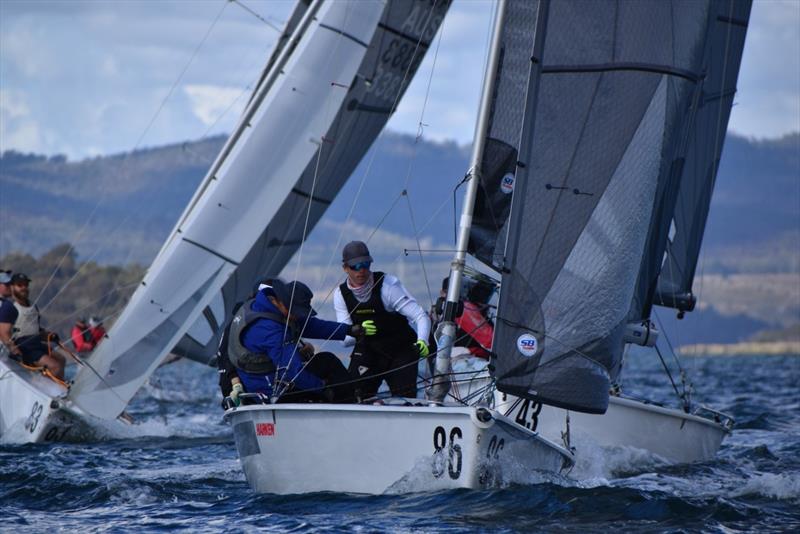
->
xmin=1 ymin=131 xmax=797 ymax=345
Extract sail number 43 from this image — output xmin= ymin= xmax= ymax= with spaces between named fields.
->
xmin=514 ymin=399 xmax=543 ymax=431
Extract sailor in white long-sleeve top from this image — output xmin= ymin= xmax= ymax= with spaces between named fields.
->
xmin=333 ymin=241 xmax=431 ymax=400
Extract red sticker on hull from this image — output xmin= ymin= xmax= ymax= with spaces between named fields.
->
xmin=256 ymin=423 xmax=275 ymax=436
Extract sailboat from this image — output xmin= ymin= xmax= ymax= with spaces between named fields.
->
xmin=223 ymin=0 xmax=578 ymax=495
xmin=480 ymin=0 xmax=751 ymax=464
xmin=1 ymin=0 xmax=446 ymax=443
xmin=225 ymin=0 xmax=756 ymax=492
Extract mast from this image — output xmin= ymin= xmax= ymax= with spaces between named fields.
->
xmin=428 ymin=0 xmax=509 ymax=402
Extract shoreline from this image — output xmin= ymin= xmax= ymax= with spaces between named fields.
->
xmin=678 ymin=341 xmax=800 ymax=356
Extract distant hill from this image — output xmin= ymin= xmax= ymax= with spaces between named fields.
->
xmin=1 ymin=130 xmax=798 ymax=346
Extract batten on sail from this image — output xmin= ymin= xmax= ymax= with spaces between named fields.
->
xmin=69 ymin=0 xmax=387 ymax=420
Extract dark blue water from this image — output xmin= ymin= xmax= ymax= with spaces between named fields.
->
xmin=2 ymin=354 xmax=798 ymax=532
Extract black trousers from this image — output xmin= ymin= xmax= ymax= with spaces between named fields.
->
xmin=15 ymin=335 xmax=49 ymax=365
xmin=278 ymin=351 xmax=355 ymax=404
xmin=348 ymin=342 xmax=419 ymax=400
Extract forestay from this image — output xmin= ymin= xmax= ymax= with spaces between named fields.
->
xmin=68 ymin=0 xmax=386 ymax=419
xmin=172 ymin=0 xmax=451 ymax=364
xmin=492 ymin=0 xmax=722 ymax=414
xmin=652 ymin=0 xmax=752 ymax=315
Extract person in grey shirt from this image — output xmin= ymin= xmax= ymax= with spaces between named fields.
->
xmin=333 ymin=241 xmax=430 ymax=401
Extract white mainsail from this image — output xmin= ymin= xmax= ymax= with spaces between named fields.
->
xmin=68 ymin=0 xmax=386 ymax=420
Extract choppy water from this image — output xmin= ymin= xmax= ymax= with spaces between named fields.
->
xmin=2 ymin=354 xmax=798 ymax=532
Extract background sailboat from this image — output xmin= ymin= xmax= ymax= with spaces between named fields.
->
xmin=2 ymin=0 xmax=392 ymax=443
xmin=488 ymin=0 xmax=752 ymax=463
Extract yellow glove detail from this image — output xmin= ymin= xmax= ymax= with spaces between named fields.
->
xmin=415 ymin=339 xmax=429 ymax=358
xmin=362 ymin=320 xmax=377 ymax=336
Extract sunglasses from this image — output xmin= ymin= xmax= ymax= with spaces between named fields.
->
xmin=348 ymin=261 xmax=372 ymax=272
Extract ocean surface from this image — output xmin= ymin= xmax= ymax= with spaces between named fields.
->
xmin=2 ymin=353 xmax=798 ymax=532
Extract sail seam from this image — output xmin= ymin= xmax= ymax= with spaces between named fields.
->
xmin=378 ymin=23 xmax=431 ymax=48
xmin=291 ymin=187 xmax=332 ymax=205
xmin=543 ymin=62 xmax=699 ymax=83
xmin=181 ymin=238 xmax=240 ymax=266
xmin=318 ymin=23 xmax=370 ymax=49
xmin=717 ymin=15 xmax=748 ymax=28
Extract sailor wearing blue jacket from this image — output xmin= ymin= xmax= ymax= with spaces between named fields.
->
xmin=230 ymin=279 xmax=371 ymax=403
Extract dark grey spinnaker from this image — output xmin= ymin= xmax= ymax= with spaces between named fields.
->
xmin=491 ymin=0 xmax=734 ymax=414
xmin=650 ymin=0 xmax=752 ymax=316
xmin=173 ymin=0 xmax=451 ymax=363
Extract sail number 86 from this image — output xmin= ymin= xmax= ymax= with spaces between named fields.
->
xmin=432 ymin=426 xmax=462 ymax=480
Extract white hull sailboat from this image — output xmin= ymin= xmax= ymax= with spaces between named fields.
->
xmin=222 ymin=0 xmax=579 ymax=495
xmin=0 ymin=347 xmax=96 ymax=443
xmin=0 ymin=0 xmax=396 ymax=444
xmin=225 ymin=402 xmax=572 ymax=494
xmin=222 ymin=0 xmax=752 ymax=493
xmin=496 ymin=393 xmax=732 ymax=465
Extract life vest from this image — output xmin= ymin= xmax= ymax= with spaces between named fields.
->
xmin=227 ymin=298 xmax=297 ymax=374
xmin=339 ymin=272 xmax=417 ymax=353
xmin=12 ymin=301 xmax=40 ymax=339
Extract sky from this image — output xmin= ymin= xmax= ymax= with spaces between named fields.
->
xmin=1 ymin=0 xmax=798 ymax=161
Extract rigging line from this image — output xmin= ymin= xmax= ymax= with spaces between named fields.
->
xmin=275 ymin=306 xmax=483 ymax=400
xmin=37 ymin=217 xmax=134 ymax=315
xmin=42 ymin=279 xmax=140 ymax=332
xmin=315 ymin=0 xmax=446 ymax=294
xmin=38 ymin=202 xmax=151 ymax=317
xmin=654 ymin=342 xmax=688 ymax=412
xmin=36 ymin=0 xmax=232 ymax=311
xmin=268 ymin=6 xmax=452 ymax=386
xmin=231 ymin=1 xmax=340 ymax=287
xmin=383 ymin=172 xmax=472 ymax=270
xmin=229 ymin=0 xmax=283 ymax=32
xmin=495 ymin=315 xmax=603 ymax=371
xmin=365 ymin=191 xmax=406 ymax=243
xmin=276 ymin=0 xmax=360 ymax=390
xmin=401 ymin=0 xmax=445 ymax=192
xmin=404 ymin=191 xmax=435 ymax=309
xmin=652 ymin=307 xmax=686 ymax=372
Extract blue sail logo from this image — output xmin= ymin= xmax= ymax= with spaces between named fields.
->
xmin=516 ymin=334 xmax=538 ymax=357
xmin=500 ymin=173 xmax=515 ymax=194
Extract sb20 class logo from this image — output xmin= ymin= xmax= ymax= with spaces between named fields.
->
xmin=516 ymin=334 xmax=538 ymax=357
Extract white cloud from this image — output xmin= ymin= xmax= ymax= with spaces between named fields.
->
xmin=0 ymin=89 xmax=43 ymax=153
xmin=184 ymin=84 xmax=247 ymax=127
xmin=0 ymin=88 xmax=29 ymax=119
xmin=728 ymin=0 xmax=800 ymax=139
xmin=0 ymin=0 xmax=796 ymax=159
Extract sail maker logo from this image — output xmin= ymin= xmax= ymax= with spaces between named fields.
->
xmin=500 ymin=173 xmax=515 ymax=194
xmin=516 ymin=334 xmax=538 ymax=357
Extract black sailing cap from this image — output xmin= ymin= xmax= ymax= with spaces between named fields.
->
xmin=268 ymin=279 xmax=317 ymax=318
xmin=342 ymin=241 xmax=373 ymax=266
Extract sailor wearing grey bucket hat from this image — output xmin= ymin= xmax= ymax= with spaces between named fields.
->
xmin=333 ymin=241 xmax=431 ymax=401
